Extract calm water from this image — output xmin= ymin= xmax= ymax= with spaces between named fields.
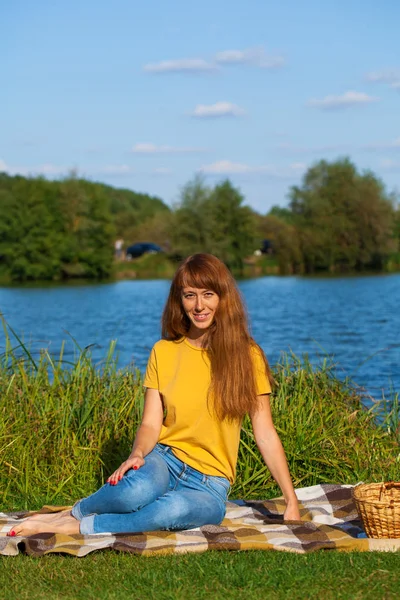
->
xmin=0 ymin=274 xmax=399 ymax=402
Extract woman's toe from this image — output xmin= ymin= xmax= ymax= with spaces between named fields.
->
xmin=7 ymin=529 xmax=17 ymax=537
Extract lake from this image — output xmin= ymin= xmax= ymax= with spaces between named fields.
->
xmin=0 ymin=273 xmax=399 ymax=403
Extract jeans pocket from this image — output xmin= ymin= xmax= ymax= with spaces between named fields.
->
xmin=205 ymin=476 xmax=231 ymax=504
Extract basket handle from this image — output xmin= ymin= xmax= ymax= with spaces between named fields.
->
xmin=383 ymin=482 xmax=400 ymax=492
xmin=379 ymin=481 xmax=400 ymax=505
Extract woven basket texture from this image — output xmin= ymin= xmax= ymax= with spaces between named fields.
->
xmin=352 ymin=482 xmax=400 ymax=538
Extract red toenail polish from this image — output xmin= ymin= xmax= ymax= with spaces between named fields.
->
xmin=133 ymin=466 xmax=138 ymax=470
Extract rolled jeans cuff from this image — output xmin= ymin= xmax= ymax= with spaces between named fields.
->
xmin=71 ymin=500 xmax=84 ymax=521
xmin=79 ymin=514 xmax=96 ymax=535
xmin=71 ymin=500 xmax=96 ymax=534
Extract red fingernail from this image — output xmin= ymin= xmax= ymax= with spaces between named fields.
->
xmin=133 ymin=466 xmax=138 ymax=470
xmin=9 ymin=531 xmax=16 ymax=537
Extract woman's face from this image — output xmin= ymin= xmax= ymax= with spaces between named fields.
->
xmin=181 ymin=287 xmax=220 ymax=333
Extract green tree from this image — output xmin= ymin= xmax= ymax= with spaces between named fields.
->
xmin=105 ymin=185 xmax=170 ymax=241
xmin=0 ymin=172 xmax=116 ymax=281
xmin=256 ymin=214 xmax=302 ymax=274
xmin=394 ymin=202 xmax=400 ymax=251
xmin=58 ymin=176 xmax=115 ymax=278
xmin=289 ymin=158 xmax=396 ymax=272
xmin=170 ymin=177 xmax=257 ymax=271
xmin=206 ymin=180 xmax=257 ymax=272
xmin=170 ymin=176 xmax=214 ymax=258
xmin=124 ymin=211 xmax=174 ymax=251
xmin=0 ymin=175 xmax=62 ymax=281
xmin=268 ymin=205 xmax=295 ymax=224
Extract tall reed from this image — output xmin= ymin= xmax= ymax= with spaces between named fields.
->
xmin=0 ymin=320 xmax=398 ymax=510
xmin=235 ymin=353 xmax=399 ymax=497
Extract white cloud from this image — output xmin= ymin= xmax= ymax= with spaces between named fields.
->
xmin=191 ymin=102 xmax=245 ymax=118
xmin=278 ymin=137 xmax=400 ymax=154
xmin=290 ymin=163 xmax=307 ymax=171
xmin=200 ymin=160 xmax=256 ymax=174
xmin=39 ymin=163 xmax=65 ymax=175
xmin=307 ymin=91 xmax=379 ymax=110
xmin=379 ymin=159 xmax=400 ymax=170
xmin=0 ymin=159 xmax=66 ymax=176
xmin=391 ymin=81 xmax=400 ymax=90
xmin=199 ymin=160 xmax=305 ymax=177
xmin=131 ymin=143 xmax=206 ymax=154
xmin=143 ymin=47 xmax=286 ymax=75
xmin=214 ymin=46 xmax=285 ymax=69
xmin=364 ymin=137 xmax=400 ymax=151
xmin=101 ymin=164 xmax=134 ymax=175
xmin=143 ymin=58 xmax=217 ymax=73
xmin=365 ymin=68 xmax=400 ymax=84
xmin=1 ymin=159 xmax=136 ymax=178
xmin=277 ymin=142 xmax=350 ymax=154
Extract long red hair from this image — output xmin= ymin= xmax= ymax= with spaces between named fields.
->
xmin=161 ymin=253 xmax=273 ymax=421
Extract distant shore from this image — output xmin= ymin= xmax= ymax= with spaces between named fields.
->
xmin=112 ymin=253 xmax=400 ymax=281
xmin=1 ymin=252 xmax=400 ymax=287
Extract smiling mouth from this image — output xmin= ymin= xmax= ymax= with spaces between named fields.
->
xmin=193 ymin=313 xmax=210 ymax=321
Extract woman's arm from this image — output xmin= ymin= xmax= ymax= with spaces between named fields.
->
xmin=107 ymin=387 xmax=164 ymax=485
xmin=250 ymin=394 xmax=301 ymax=521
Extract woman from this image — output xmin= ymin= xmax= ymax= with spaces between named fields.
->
xmin=8 ymin=253 xmax=300 ymax=537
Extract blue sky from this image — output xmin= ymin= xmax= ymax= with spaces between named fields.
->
xmin=1 ymin=0 xmax=399 ymax=212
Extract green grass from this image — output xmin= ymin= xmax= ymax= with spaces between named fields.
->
xmin=113 ymin=253 xmax=177 ymax=280
xmin=1 ymin=318 xmax=400 ymax=597
xmin=2 ymin=551 xmax=400 ymax=600
xmin=1 ymin=317 xmax=399 ymax=510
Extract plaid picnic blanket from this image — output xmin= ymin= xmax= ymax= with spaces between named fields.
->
xmin=1 ymin=484 xmax=400 ymax=557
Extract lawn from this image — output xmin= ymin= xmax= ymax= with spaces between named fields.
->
xmin=3 ymin=550 xmax=400 ymax=600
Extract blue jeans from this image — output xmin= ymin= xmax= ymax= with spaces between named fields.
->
xmin=71 ymin=444 xmax=231 ymax=534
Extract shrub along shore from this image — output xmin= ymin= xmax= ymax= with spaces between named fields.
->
xmin=1 ymin=325 xmax=399 ymax=512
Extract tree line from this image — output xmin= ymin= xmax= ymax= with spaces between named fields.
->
xmin=0 ymin=158 xmax=399 ymax=282
xmin=0 ymin=172 xmax=169 ymax=281
xmin=123 ymin=158 xmax=400 ymax=275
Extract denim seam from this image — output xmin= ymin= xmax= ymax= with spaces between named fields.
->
xmin=71 ymin=500 xmax=84 ymax=520
xmin=205 ymin=479 xmax=230 ymax=504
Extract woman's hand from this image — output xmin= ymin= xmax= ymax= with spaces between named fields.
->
xmin=107 ymin=455 xmax=145 ymax=486
xmin=283 ymin=499 xmax=301 ymax=521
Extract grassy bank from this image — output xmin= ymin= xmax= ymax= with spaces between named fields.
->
xmin=113 ymin=253 xmax=178 ymax=280
xmin=2 ymin=252 xmax=399 ymax=286
xmin=1 ymin=323 xmax=398 ymax=511
xmin=112 ymin=252 xmax=400 ymax=282
xmin=3 ymin=551 xmax=400 ymax=600
xmin=2 ymin=326 xmax=400 ymax=597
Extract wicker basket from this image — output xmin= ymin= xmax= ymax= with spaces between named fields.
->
xmin=352 ymin=482 xmax=400 ymax=538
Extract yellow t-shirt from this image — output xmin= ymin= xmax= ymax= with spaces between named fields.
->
xmin=143 ymin=337 xmax=271 ymax=483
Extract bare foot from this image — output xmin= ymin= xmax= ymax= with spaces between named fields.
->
xmin=27 ymin=509 xmax=72 ymax=522
xmin=7 ymin=513 xmax=80 ymax=537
